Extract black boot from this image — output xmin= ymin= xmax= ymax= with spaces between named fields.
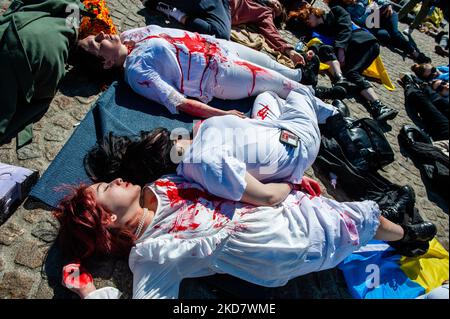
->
xmin=315 ymin=86 xmax=347 ymax=100
xmin=332 ymin=99 xmax=351 ymax=117
xmin=400 ymin=222 xmax=437 ymax=243
xmin=399 ymin=73 xmax=421 ymax=90
xmin=399 ymin=125 xmax=433 ymax=146
xmin=368 ymin=100 xmax=398 ymax=122
xmin=380 ymin=185 xmax=416 ymax=224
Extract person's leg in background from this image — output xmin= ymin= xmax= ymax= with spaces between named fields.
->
xmin=343 ymin=42 xmax=398 ymax=122
xmin=398 ymin=0 xmax=422 ymax=21
xmin=151 ymin=0 xmax=232 ymax=40
xmin=435 ymin=32 xmax=449 ymax=56
xmin=405 ymin=85 xmax=449 ymax=140
xmin=184 ymin=0 xmax=232 ymax=40
xmin=220 ymin=39 xmax=303 ymax=82
xmin=402 ymin=0 xmax=434 ymax=34
xmin=370 ymin=27 xmax=392 ymax=46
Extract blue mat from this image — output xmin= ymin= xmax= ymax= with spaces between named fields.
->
xmin=30 ymin=81 xmax=254 ymax=208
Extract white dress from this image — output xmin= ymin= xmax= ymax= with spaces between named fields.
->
xmin=86 ymin=175 xmax=380 ymax=299
xmin=177 ymin=89 xmax=336 ymax=201
xmin=121 ymin=25 xmax=308 ymax=114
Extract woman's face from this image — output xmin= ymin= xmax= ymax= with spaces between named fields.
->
xmin=269 ymin=0 xmax=283 ymax=17
xmin=306 ymin=13 xmax=321 ymax=28
xmin=78 ymin=32 xmax=123 ymax=69
xmin=88 ymin=178 xmax=142 ymax=226
xmin=432 ymin=80 xmax=449 ymax=97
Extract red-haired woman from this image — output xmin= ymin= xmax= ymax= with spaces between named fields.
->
xmin=56 ymin=176 xmax=436 ymax=299
xmin=287 ymin=4 xmax=398 ymax=122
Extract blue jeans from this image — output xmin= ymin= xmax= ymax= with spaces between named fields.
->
xmin=370 ymin=12 xmax=415 ymax=54
xmin=147 ymin=0 xmax=231 ymax=39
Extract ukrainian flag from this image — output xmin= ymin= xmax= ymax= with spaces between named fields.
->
xmin=338 ymin=239 xmax=449 ymax=299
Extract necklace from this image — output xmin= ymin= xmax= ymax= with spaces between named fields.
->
xmin=134 ymin=208 xmax=149 ymax=238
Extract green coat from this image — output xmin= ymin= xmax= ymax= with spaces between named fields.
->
xmin=0 ymin=0 xmax=83 ymax=147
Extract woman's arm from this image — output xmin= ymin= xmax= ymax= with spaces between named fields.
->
xmin=62 ymin=263 xmax=122 ymax=299
xmin=330 ymin=6 xmax=353 ymax=52
xmin=240 ymin=172 xmax=294 ymax=206
xmin=177 ymin=99 xmax=246 ymax=119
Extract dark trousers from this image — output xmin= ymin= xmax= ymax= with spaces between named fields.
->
xmin=371 ymin=12 xmax=415 ymax=54
xmin=406 ymin=85 xmax=449 ymax=141
xmin=343 ymin=41 xmax=380 ymax=92
xmin=148 ymin=0 xmax=231 ymax=39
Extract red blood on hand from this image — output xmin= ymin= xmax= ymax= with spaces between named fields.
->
xmin=63 ymin=263 xmax=93 ymax=289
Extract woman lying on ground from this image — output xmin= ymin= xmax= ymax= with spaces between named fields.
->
xmin=411 ymin=63 xmax=449 ymax=83
xmin=56 ymin=174 xmax=436 ymax=299
xmin=77 ymin=24 xmax=343 ymax=119
xmin=85 ymin=87 xmax=341 ymax=206
xmin=324 ymin=0 xmax=430 ymax=63
xmin=286 ymin=4 xmax=399 ymax=122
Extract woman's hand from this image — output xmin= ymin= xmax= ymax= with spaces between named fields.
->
xmin=225 ymin=109 xmax=247 ymax=119
xmin=287 ymin=49 xmax=305 ymax=66
xmin=382 ymin=5 xmax=393 ymax=18
xmin=300 ymin=176 xmax=322 ymax=197
xmin=62 ymin=263 xmax=96 ymax=299
xmin=337 ymin=48 xmax=346 ymax=67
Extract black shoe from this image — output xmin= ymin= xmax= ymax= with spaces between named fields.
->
xmin=369 ymin=100 xmax=398 ymax=122
xmin=435 ymin=45 xmax=449 ymax=57
xmin=399 ymin=125 xmax=433 ymax=146
xmin=400 ymin=222 xmax=437 ymax=243
xmin=332 ymin=99 xmax=350 ymax=117
xmin=389 ymin=240 xmax=430 ymax=257
xmin=315 ymin=86 xmax=347 ymax=100
xmin=299 ymin=55 xmax=320 ymax=86
xmin=380 ymin=185 xmax=415 ymax=224
xmin=414 ymin=52 xmax=431 ymax=64
xmin=399 ymin=73 xmax=420 ymax=90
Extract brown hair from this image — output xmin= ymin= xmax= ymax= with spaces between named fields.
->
xmin=411 ymin=63 xmax=432 ymax=79
xmin=54 ymin=184 xmax=136 ymax=260
xmin=288 ymin=5 xmax=325 ymax=24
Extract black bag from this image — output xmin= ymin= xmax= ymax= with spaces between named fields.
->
xmin=321 ymin=114 xmax=395 ymax=172
xmin=314 ymin=135 xmax=397 ymax=201
xmin=344 ymin=117 xmax=395 ymax=171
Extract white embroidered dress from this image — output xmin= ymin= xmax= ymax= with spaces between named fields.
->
xmin=86 ymin=175 xmax=380 ymax=299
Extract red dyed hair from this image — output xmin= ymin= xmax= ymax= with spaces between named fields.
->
xmin=53 ymin=184 xmax=136 ymax=260
xmin=288 ymin=4 xmax=325 ymax=23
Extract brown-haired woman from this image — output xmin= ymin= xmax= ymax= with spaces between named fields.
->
xmin=288 ymin=4 xmax=399 ymax=122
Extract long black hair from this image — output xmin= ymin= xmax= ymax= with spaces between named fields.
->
xmin=84 ymin=128 xmax=179 ymax=186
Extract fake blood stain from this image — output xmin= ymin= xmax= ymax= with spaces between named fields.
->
xmin=234 ymin=61 xmax=268 ymax=96
xmin=63 ymin=265 xmax=93 ymax=288
xmin=132 ymin=32 xmax=227 ymax=96
xmin=154 ymin=180 xmax=234 ymax=234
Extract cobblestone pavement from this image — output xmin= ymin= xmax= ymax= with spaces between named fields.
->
xmin=0 ymin=0 xmax=448 ymax=299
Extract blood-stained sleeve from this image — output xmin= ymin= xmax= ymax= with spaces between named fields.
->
xmin=125 ymin=56 xmax=187 ymax=114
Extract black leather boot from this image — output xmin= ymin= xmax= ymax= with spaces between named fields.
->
xmin=400 ymin=222 xmax=437 ymax=243
xmin=380 ymin=185 xmax=416 ymax=224
xmin=332 ymin=99 xmax=350 ymax=117
xmin=315 ymin=86 xmax=347 ymax=100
